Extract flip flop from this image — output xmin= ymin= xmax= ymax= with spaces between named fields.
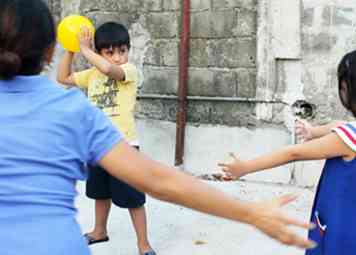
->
xmin=84 ymin=233 xmax=109 ymax=245
xmin=141 ymin=249 xmax=157 ymax=255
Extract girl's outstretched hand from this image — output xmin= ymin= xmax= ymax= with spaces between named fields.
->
xmin=218 ymin=153 xmax=249 ymax=180
xmin=295 ymin=118 xmax=313 ymax=142
xmin=249 ymin=194 xmax=316 ymax=249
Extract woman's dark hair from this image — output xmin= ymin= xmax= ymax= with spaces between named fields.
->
xmin=94 ymin=22 xmax=130 ymax=52
xmin=337 ymin=50 xmax=356 ymax=117
xmin=0 ymin=0 xmax=55 ymax=80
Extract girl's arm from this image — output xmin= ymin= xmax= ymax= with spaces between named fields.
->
xmin=220 ymin=132 xmax=355 ymax=179
xmin=296 ymin=119 xmax=346 ymax=142
xmin=78 ymin=27 xmax=125 ymax=81
xmin=56 ymin=51 xmax=76 ymax=85
xmin=99 ymin=142 xmax=315 ymax=249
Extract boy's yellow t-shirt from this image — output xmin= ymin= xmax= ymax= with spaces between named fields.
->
xmin=73 ymin=63 xmax=138 ymax=143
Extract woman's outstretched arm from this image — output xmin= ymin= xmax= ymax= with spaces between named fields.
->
xmin=99 ymin=141 xmax=315 ymax=249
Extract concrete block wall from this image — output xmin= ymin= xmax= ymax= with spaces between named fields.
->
xmin=302 ymin=0 xmax=356 ymax=123
xmin=294 ymin=1 xmax=356 ymax=187
xmin=70 ymin=0 xmax=263 ymax=128
xmin=138 ymin=0 xmax=257 ymax=124
xmin=47 ymin=0 xmax=356 ymax=188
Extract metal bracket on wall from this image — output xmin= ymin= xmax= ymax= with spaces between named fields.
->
xmin=137 ymin=94 xmax=287 ymax=104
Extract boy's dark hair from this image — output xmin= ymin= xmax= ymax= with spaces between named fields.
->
xmin=338 ymin=50 xmax=356 ymax=117
xmin=94 ymin=22 xmax=130 ymax=52
xmin=0 ymin=0 xmax=55 ymax=80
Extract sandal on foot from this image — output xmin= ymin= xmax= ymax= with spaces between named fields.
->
xmin=84 ymin=233 xmax=109 ymax=245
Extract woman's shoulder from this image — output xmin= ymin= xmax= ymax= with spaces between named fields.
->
xmin=42 ymin=80 xmax=94 ymax=113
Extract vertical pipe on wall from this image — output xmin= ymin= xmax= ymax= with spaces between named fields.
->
xmin=175 ymin=0 xmax=190 ymax=167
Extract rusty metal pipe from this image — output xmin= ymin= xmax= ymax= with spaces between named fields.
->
xmin=175 ymin=0 xmax=190 ymax=167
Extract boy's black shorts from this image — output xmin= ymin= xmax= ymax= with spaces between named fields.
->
xmin=86 ymin=146 xmax=146 ymax=208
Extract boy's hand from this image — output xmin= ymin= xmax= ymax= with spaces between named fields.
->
xmin=295 ymin=118 xmax=313 ymax=142
xmin=218 ymin=153 xmax=249 ymax=180
xmin=78 ymin=26 xmax=94 ymax=51
xmin=248 ymin=194 xmax=316 ymax=249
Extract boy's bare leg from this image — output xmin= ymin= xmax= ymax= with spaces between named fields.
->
xmin=129 ymin=206 xmax=154 ymax=254
xmin=86 ymin=199 xmax=111 ymax=239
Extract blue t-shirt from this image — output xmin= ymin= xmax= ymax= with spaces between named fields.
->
xmin=0 ymin=75 xmax=123 ymax=255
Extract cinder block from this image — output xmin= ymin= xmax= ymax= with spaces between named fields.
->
xmin=188 ymin=68 xmax=237 ymax=97
xmin=136 ymin=99 xmax=167 ymax=120
xmin=163 ymin=0 xmax=180 ymax=11
xmin=85 ymin=12 xmax=134 ymax=29
xmin=207 ymin=39 xmax=240 ymax=68
xmin=187 ymin=101 xmax=213 ymax=123
xmin=141 ymin=66 xmax=178 ymax=94
xmin=210 ymin=10 xmax=236 ymax=38
xmin=80 ymin=0 xmax=119 ymax=12
xmin=190 ymin=11 xmax=211 ymax=38
xmin=188 ymin=69 xmax=215 ymax=96
xmin=214 ymin=70 xmax=238 ymax=96
xmin=144 ymin=40 xmax=178 ymax=66
xmin=191 ymin=0 xmax=210 ymax=10
xmin=191 ymin=10 xmax=236 ymax=38
xmin=189 ymin=39 xmax=209 ymax=67
xmin=234 ymin=8 xmax=256 ymax=36
xmin=210 ymin=101 xmax=257 ymax=126
xmin=161 ymin=41 xmax=179 ymax=66
xmin=144 ymin=41 xmax=162 ymax=66
xmin=237 ymin=69 xmax=257 ymax=98
xmin=145 ymin=12 xmax=178 ymax=38
xmin=212 ymin=0 xmax=257 ymax=10
xmin=141 ymin=0 xmax=162 ymax=11
xmin=236 ymin=39 xmax=256 ymax=67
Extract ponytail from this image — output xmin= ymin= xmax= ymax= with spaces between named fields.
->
xmin=0 ymin=0 xmax=55 ymax=80
xmin=0 ymin=50 xmax=22 ymax=80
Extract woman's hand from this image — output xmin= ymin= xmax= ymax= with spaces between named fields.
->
xmin=248 ymin=194 xmax=316 ymax=249
xmin=218 ymin=153 xmax=249 ymax=180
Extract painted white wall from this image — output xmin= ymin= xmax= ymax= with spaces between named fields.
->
xmin=137 ymin=119 xmax=293 ymax=184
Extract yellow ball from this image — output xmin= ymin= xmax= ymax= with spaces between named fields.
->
xmin=57 ymin=15 xmax=95 ymax=52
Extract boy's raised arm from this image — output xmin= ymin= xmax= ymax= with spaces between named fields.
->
xmin=57 ymin=51 xmax=76 ymax=85
xmin=78 ymin=27 xmax=125 ymax=81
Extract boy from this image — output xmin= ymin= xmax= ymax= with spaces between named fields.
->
xmin=57 ymin=22 xmax=156 ymax=255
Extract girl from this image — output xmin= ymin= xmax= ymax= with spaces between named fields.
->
xmin=220 ymin=50 xmax=356 ymax=255
xmin=0 ymin=1 xmax=314 ymax=254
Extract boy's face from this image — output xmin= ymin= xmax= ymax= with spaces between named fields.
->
xmin=99 ymin=45 xmax=129 ymax=65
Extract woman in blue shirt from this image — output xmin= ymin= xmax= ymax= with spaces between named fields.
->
xmin=0 ymin=1 xmax=314 ymax=254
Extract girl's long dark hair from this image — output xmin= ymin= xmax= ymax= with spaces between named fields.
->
xmin=337 ymin=51 xmax=356 ymax=117
xmin=0 ymin=0 xmax=55 ymax=80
